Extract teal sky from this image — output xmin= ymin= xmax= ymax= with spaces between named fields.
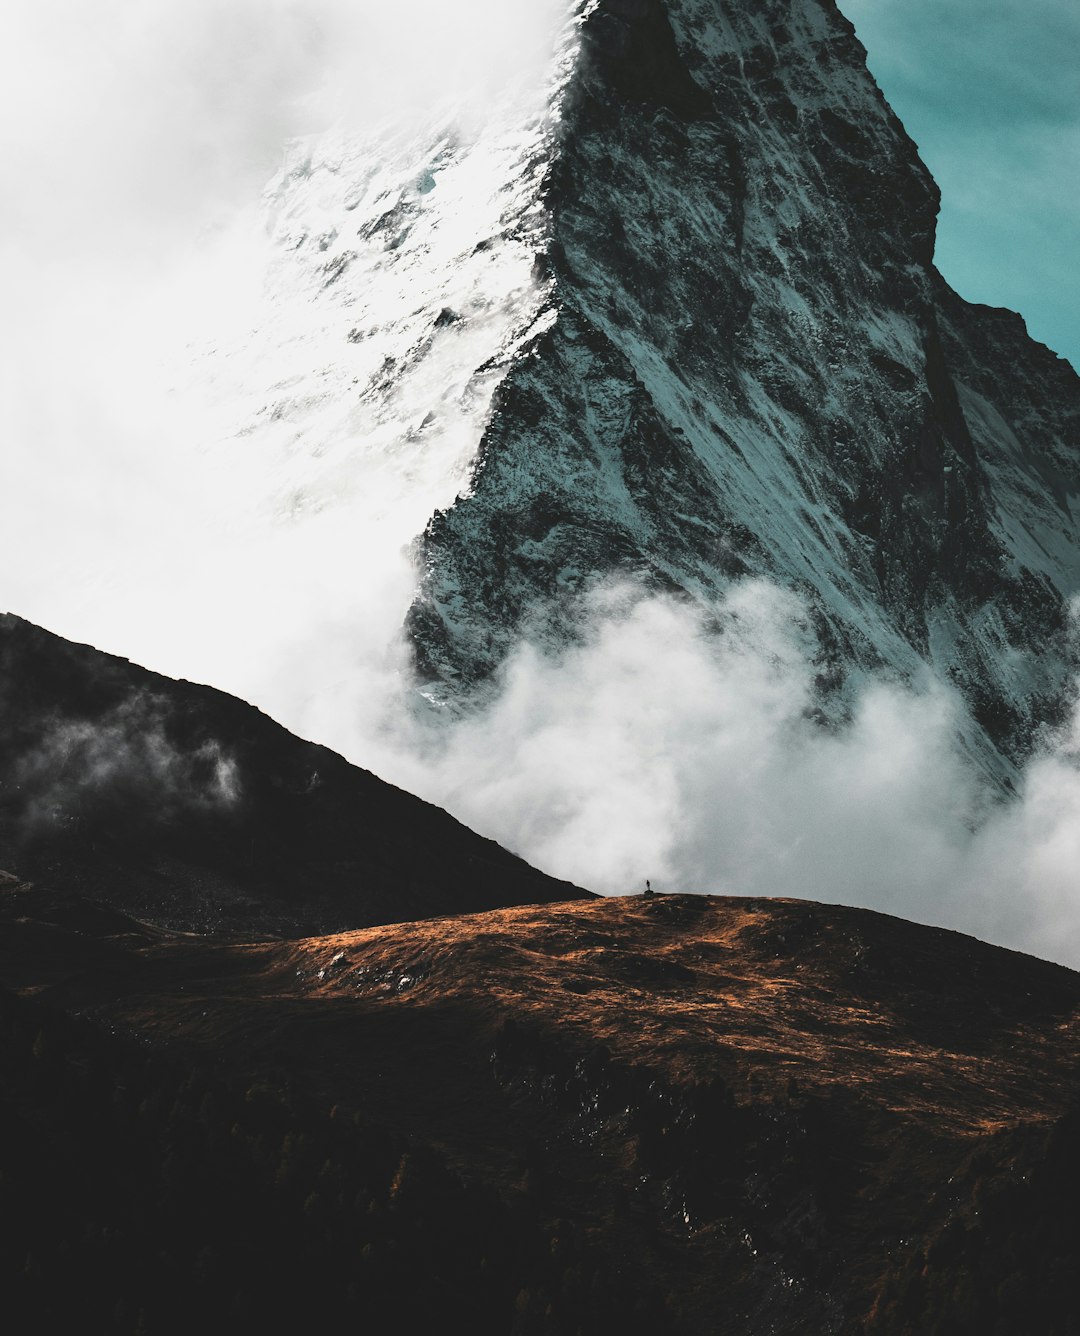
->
xmin=837 ymin=0 xmax=1080 ymax=370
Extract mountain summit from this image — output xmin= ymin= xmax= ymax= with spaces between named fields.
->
xmin=396 ymin=0 xmax=1080 ymax=784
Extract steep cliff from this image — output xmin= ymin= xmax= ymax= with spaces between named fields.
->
xmin=406 ymin=0 xmax=1080 ymax=782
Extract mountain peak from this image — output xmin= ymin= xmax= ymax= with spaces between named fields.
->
xmin=406 ymin=0 xmax=1080 ymax=785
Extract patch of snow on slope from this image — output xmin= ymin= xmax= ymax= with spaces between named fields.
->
xmin=181 ymin=120 xmax=547 ymax=537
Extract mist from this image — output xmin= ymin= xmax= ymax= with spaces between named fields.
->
xmin=2 ymin=0 xmax=567 ymax=257
xmin=1 ymin=0 xmax=570 ymax=697
xmin=358 ymin=582 xmax=1080 ymax=971
xmin=5 ymin=1 xmax=1080 ymax=969
xmin=14 ymin=697 xmax=242 ymax=834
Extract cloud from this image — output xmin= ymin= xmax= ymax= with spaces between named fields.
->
xmin=957 ymin=718 xmax=1080 ymax=965
xmin=362 ymin=581 xmax=1080 ymax=969
xmin=0 ymin=0 xmax=569 ymax=708
xmin=0 ymin=0 xmax=567 ymax=261
xmin=14 ymin=695 xmax=241 ymax=834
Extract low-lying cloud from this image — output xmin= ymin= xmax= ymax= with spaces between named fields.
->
xmin=13 ymin=696 xmax=241 ymax=834
xmin=1 ymin=0 xmax=571 ymax=706
xmin=364 ymin=582 xmax=1080 ymax=970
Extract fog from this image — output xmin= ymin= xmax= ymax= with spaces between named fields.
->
xmin=4 ymin=1 xmax=1080 ymax=967
xmin=361 ymin=582 xmax=1080 ymax=970
xmin=1 ymin=0 xmax=568 ymax=696
xmin=15 ymin=699 xmax=242 ymax=833
xmin=2 ymin=0 xmax=566 ymax=258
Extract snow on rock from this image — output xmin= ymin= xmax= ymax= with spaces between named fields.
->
xmin=406 ymin=0 xmax=1080 ymax=783
xmin=172 ymin=6 xmax=587 ymax=557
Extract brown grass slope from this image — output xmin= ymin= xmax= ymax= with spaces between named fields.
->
xmin=4 ymin=884 xmax=1080 ymax=1333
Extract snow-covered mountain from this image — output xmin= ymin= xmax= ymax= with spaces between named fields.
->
xmin=178 ymin=12 xmax=581 ymax=587
xmin=184 ymin=0 xmax=1079 ymax=791
xmin=404 ymin=0 xmax=1080 ymax=786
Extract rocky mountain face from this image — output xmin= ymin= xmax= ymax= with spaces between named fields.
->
xmin=0 ymin=615 xmax=587 ymax=936
xmin=404 ymin=0 xmax=1080 ymax=783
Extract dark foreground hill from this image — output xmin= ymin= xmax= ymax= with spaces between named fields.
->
xmin=4 ymin=887 xmax=1080 ymax=1334
xmin=0 ymin=613 xmax=587 ymax=935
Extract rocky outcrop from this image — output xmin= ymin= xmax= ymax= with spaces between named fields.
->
xmin=407 ymin=0 xmax=1080 ymax=780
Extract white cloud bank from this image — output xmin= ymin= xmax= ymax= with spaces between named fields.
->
xmin=0 ymin=0 xmax=568 ymax=697
xmin=365 ymin=582 xmax=1080 ymax=970
xmin=1 ymin=0 xmax=566 ymax=259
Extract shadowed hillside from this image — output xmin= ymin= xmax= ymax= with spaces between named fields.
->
xmin=5 ymin=885 xmax=1080 ymax=1333
xmin=0 ymin=614 xmax=588 ymax=935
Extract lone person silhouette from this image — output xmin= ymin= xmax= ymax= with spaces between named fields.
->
xmin=644 ymin=879 xmax=654 ymax=898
